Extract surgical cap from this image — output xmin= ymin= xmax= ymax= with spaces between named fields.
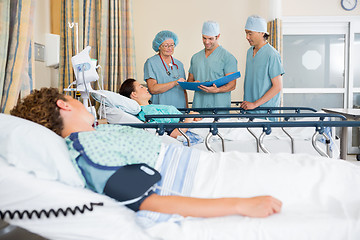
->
xmin=245 ymin=15 xmax=268 ymax=34
xmin=152 ymin=30 xmax=179 ymax=52
xmin=202 ymin=21 xmax=220 ymax=37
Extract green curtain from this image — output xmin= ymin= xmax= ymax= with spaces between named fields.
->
xmin=0 ymin=0 xmax=36 ymax=113
xmin=59 ymin=0 xmax=136 ymax=93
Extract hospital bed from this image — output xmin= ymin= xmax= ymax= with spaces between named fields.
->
xmin=90 ymin=90 xmax=343 ymax=157
xmin=126 ymin=112 xmax=346 ymax=157
xmin=130 ymin=109 xmax=344 ymax=158
xmin=1 ymin=112 xmax=360 ymax=240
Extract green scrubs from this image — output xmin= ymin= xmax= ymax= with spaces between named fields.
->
xmin=189 ymin=46 xmax=238 ymax=110
xmin=244 ymin=43 xmax=285 ymax=109
xmin=144 ymin=55 xmax=186 ymax=108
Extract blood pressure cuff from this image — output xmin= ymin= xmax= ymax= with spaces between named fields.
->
xmin=103 ymin=163 xmax=161 ymax=211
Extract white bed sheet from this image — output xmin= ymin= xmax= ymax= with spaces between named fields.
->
xmin=0 ymin=161 xmax=153 ymax=240
xmin=2 ymin=150 xmax=360 ymax=240
xmin=147 ymin=151 xmax=360 ymax=239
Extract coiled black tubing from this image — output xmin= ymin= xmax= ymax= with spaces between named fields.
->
xmin=0 ymin=202 xmax=104 ymax=220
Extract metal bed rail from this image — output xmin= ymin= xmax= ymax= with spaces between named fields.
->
xmin=144 ymin=113 xmax=345 ymax=122
xmin=178 ymin=106 xmax=318 ymax=114
xmin=144 ymin=112 xmax=345 ymax=154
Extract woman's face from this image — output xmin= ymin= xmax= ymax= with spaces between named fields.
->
xmin=132 ymin=81 xmax=151 ymax=102
xmin=158 ymin=39 xmax=175 ymax=57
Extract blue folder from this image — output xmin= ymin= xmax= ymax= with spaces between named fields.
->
xmin=178 ymin=71 xmax=241 ymax=91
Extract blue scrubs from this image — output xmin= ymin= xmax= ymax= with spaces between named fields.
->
xmin=189 ymin=46 xmax=238 ymax=109
xmin=244 ymin=43 xmax=285 ymax=109
xmin=144 ymin=55 xmax=186 ymax=108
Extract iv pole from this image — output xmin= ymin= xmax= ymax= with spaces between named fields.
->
xmin=66 ymin=22 xmax=95 ymax=119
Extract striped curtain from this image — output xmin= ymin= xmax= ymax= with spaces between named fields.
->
xmin=0 ymin=0 xmax=36 ymax=114
xmin=59 ymin=0 xmax=136 ymax=92
xmin=267 ymin=18 xmax=282 ymax=55
xmin=267 ymin=18 xmax=283 ymax=106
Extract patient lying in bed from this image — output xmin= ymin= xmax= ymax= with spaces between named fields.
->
xmin=9 ymin=87 xmax=281 ymax=219
xmin=119 ymin=78 xmax=202 ymax=138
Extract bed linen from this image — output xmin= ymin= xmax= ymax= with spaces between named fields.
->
xmin=146 ymin=150 xmax=360 ymax=239
xmin=2 ymin=149 xmax=360 ymax=240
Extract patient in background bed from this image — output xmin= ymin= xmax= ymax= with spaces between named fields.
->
xmin=119 ymin=78 xmax=202 ymax=138
xmin=10 ymin=87 xmax=281 ymax=219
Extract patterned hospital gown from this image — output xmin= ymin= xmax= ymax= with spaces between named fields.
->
xmin=66 ymin=124 xmax=161 ymax=168
xmin=65 ymin=124 xmax=162 ymax=194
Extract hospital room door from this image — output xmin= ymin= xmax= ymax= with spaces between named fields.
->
xmin=282 ymin=16 xmax=360 ymax=154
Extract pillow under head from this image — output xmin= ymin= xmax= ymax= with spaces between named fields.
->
xmin=91 ymin=90 xmax=141 ymax=115
xmin=0 ymin=114 xmax=84 ymax=187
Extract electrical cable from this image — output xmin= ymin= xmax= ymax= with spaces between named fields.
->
xmin=0 ymin=202 xmax=104 ymax=220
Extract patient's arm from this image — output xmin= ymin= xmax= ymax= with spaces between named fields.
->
xmin=169 ymin=111 xmax=202 ymax=138
xmin=140 ymin=194 xmax=282 ymax=218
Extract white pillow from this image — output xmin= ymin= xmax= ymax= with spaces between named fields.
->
xmin=102 ymin=106 xmax=143 ymax=124
xmin=0 ymin=114 xmax=84 ymax=187
xmin=91 ymin=90 xmax=141 ymax=115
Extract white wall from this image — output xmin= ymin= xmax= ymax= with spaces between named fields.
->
xmin=133 ymin=0 xmax=360 ymax=102
xmin=33 ymin=0 xmax=58 ymax=89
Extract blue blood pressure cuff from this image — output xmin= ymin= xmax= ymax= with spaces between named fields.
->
xmin=69 ymin=133 xmax=161 ymax=212
xmin=103 ymin=163 xmax=161 ymax=211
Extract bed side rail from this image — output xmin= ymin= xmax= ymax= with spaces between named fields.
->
xmin=177 ymin=106 xmax=318 ymax=114
xmin=120 ymin=120 xmax=360 ymax=156
xmin=120 ymin=121 xmax=360 ymax=134
xmin=144 ymin=113 xmax=346 ymax=122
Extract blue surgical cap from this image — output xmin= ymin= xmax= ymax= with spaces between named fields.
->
xmin=152 ymin=30 xmax=179 ymax=52
xmin=245 ymin=15 xmax=268 ymax=34
xmin=202 ymin=21 xmax=220 ymax=36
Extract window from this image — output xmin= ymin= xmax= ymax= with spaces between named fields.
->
xmin=283 ymin=17 xmax=360 ymax=154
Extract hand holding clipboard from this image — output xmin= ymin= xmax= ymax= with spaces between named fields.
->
xmin=178 ymin=72 xmax=241 ymax=91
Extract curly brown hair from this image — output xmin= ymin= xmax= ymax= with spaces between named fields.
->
xmin=10 ymin=87 xmax=67 ymax=136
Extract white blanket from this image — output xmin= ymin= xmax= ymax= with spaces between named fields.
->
xmin=146 ymin=151 xmax=360 ymax=240
xmin=1 ymin=151 xmax=360 ymax=240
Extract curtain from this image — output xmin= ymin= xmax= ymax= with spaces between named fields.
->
xmin=267 ymin=18 xmax=282 ymax=56
xmin=268 ymin=18 xmax=283 ymax=106
xmin=59 ymin=0 xmax=136 ymax=93
xmin=0 ymin=0 xmax=36 ymax=114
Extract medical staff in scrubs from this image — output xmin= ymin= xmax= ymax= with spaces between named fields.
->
xmin=187 ymin=21 xmax=238 ymax=110
xmin=240 ymin=15 xmax=284 ymax=111
xmin=144 ymin=31 xmax=187 ymax=108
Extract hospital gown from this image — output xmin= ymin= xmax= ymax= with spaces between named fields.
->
xmin=137 ymin=104 xmax=181 ymax=123
xmin=65 ymin=125 xmax=161 ymax=199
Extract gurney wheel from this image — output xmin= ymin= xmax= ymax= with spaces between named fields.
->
xmin=357 ymin=154 xmax=360 ymax=161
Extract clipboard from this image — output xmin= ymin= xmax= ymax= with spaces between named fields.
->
xmin=178 ymin=71 xmax=241 ymax=91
